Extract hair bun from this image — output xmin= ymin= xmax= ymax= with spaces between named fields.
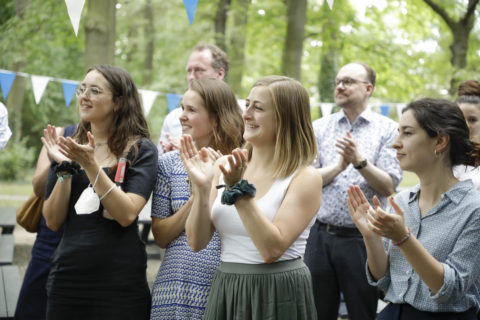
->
xmin=458 ymin=80 xmax=480 ymax=97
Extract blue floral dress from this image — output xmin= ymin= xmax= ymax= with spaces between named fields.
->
xmin=150 ymin=151 xmax=221 ymax=320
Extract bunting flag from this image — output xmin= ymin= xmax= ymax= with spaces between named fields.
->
xmin=139 ymin=89 xmax=158 ymax=116
xmin=31 ymin=75 xmax=51 ymax=104
xmin=183 ymin=0 xmax=198 ymax=26
xmin=0 ymin=70 xmax=17 ymax=100
xmin=61 ymin=80 xmax=79 ymax=107
xmin=380 ymin=104 xmax=390 ymax=117
xmin=320 ymin=103 xmax=334 ymax=117
xmin=166 ymin=93 xmax=182 ymax=113
xmin=326 ymin=0 xmax=334 ymax=10
xmin=65 ymin=0 xmax=85 ymax=36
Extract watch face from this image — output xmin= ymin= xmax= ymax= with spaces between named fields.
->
xmin=355 ymin=159 xmax=367 ymax=169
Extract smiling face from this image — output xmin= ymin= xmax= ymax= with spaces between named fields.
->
xmin=179 ymin=89 xmax=215 ymax=149
xmin=393 ymin=109 xmax=438 ymax=173
xmin=243 ymin=86 xmax=276 ymax=146
xmin=459 ymin=102 xmax=480 ymax=143
xmin=77 ymin=70 xmax=115 ymax=126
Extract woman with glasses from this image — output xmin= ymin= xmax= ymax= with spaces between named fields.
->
xmin=347 ymin=98 xmax=480 ymax=319
xmin=42 ymin=65 xmax=157 ymax=319
xmin=182 ymin=76 xmax=322 ymax=319
xmin=150 ymin=78 xmax=244 ymax=320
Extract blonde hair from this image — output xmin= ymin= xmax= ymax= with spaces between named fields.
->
xmin=245 ymin=76 xmax=317 ymax=178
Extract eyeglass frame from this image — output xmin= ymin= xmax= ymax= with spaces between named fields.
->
xmin=332 ymin=77 xmax=370 ymax=88
xmin=75 ymin=86 xmax=111 ymax=98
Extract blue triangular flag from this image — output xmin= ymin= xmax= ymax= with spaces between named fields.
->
xmin=183 ymin=0 xmax=198 ymax=26
xmin=0 ymin=70 xmax=16 ymax=100
xmin=61 ymin=80 xmax=79 ymax=107
xmin=166 ymin=93 xmax=182 ymax=113
xmin=380 ymin=104 xmax=390 ymax=117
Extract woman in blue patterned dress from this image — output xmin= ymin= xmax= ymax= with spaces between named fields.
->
xmin=150 ymin=78 xmax=243 ymax=319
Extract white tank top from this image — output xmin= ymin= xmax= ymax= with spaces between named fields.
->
xmin=212 ymin=172 xmax=315 ymax=264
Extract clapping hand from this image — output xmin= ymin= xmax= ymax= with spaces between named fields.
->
xmin=347 ymin=185 xmax=378 ymax=239
xmin=41 ymin=125 xmax=71 ymax=164
xmin=179 ymin=135 xmax=221 ymax=190
xmin=218 ymin=148 xmax=248 ymax=186
xmin=57 ymin=131 xmax=97 ymax=169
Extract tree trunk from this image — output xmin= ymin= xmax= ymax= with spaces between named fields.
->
xmin=214 ymin=0 xmax=231 ymax=52
xmin=228 ymin=0 xmax=249 ymax=94
xmin=282 ymin=0 xmax=307 ymax=80
xmin=7 ymin=0 xmax=29 ymax=140
xmin=143 ymin=0 xmax=154 ymax=86
xmin=84 ymin=0 xmax=116 ymax=69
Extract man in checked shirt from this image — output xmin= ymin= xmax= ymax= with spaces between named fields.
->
xmin=305 ymin=62 xmax=402 ymax=320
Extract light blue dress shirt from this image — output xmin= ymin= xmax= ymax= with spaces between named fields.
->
xmin=313 ymin=109 xmax=402 ymax=227
xmin=367 ymin=180 xmax=480 ymax=313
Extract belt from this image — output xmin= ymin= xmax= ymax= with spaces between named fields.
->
xmin=316 ymin=221 xmax=362 ymax=237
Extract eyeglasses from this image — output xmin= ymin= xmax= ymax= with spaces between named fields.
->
xmin=332 ymin=78 xmax=370 ymax=87
xmin=75 ymin=86 xmax=108 ymax=98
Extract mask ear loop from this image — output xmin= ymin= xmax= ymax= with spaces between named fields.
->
xmin=90 ymin=166 xmax=102 ymax=190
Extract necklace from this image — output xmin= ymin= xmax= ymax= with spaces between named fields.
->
xmin=95 ymin=141 xmax=108 ymax=147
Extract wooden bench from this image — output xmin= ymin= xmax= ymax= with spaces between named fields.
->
xmin=0 ymin=265 xmax=21 ymax=319
xmin=0 ymin=208 xmax=16 ymax=235
xmin=0 ymin=235 xmax=14 ymax=266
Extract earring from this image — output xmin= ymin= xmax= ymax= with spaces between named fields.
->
xmin=434 ymin=149 xmax=439 ymax=158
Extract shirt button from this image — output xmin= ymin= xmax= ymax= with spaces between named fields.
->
xmin=406 ymin=270 xmax=410 ymax=275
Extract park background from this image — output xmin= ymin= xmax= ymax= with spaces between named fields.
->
xmin=1 ymin=0 xmax=480 ymax=216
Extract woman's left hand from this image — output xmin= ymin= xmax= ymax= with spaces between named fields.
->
xmin=219 ymin=148 xmax=248 ymax=186
xmin=369 ymin=196 xmax=409 ymax=243
xmin=57 ymin=131 xmax=96 ymax=169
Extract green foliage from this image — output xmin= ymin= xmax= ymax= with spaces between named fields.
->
xmin=0 ymin=138 xmax=35 ymax=180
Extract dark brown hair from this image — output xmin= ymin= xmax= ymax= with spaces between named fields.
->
xmin=403 ymin=98 xmax=480 ymax=167
xmin=457 ymin=80 xmax=480 ymax=105
xmin=74 ymin=65 xmax=150 ymax=162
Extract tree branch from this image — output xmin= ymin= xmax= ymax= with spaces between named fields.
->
xmin=462 ymin=0 xmax=480 ymax=23
xmin=423 ymin=0 xmax=456 ymax=30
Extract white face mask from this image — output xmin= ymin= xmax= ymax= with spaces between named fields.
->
xmin=75 ymin=185 xmax=100 ymax=215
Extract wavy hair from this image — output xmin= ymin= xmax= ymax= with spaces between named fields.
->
xmin=73 ymin=65 xmax=150 ymax=164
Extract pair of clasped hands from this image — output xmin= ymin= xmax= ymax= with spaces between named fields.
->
xmin=179 ymin=135 xmax=247 ymax=192
xmin=41 ymin=125 xmax=98 ymax=170
xmin=347 ymin=186 xmax=410 ymax=243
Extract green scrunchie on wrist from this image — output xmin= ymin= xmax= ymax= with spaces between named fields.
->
xmin=216 ymin=179 xmax=256 ymax=205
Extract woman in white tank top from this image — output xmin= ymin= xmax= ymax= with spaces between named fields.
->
xmin=182 ymin=76 xmax=323 ymax=320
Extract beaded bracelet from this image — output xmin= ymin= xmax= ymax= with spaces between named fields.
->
xmin=392 ymin=227 xmax=411 ymax=246
xmin=216 ymin=179 xmax=256 ymax=205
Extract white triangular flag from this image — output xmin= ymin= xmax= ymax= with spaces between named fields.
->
xmin=31 ymin=75 xmax=51 ymax=104
xmin=65 ymin=0 xmax=85 ymax=36
xmin=139 ymin=89 xmax=158 ymax=116
xmin=326 ymin=0 xmax=334 ymax=10
xmin=320 ymin=103 xmax=334 ymax=117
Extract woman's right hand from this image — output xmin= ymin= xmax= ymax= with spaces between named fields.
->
xmin=41 ymin=124 xmax=70 ymax=164
xmin=179 ymin=135 xmax=217 ymax=190
xmin=346 ymin=185 xmax=380 ymax=239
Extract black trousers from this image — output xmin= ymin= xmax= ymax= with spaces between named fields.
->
xmin=377 ymin=303 xmax=477 ymax=320
xmin=304 ymin=220 xmax=378 ymax=320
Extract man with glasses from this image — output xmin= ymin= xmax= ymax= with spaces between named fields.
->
xmin=157 ymin=43 xmax=229 ymax=154
xmin=305 ymin=62 xmax=402 ymax=320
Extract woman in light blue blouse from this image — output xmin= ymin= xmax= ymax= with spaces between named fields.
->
xmin=347 ymin=98 xmax=480 ymax=319
xmin=150 ymin=78 xmax=243 ymax=320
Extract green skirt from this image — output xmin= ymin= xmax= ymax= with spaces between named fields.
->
xmin=203 ymin=258 xmax=317 ymax=320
